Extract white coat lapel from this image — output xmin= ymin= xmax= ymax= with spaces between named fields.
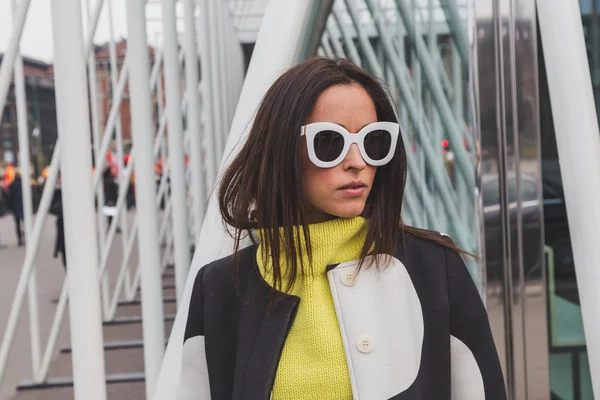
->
xmin=327 ymin=255 xmax=424 ymax=399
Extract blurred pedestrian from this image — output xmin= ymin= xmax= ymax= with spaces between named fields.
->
xmin=50 ymin=176 xmax=66 ymax=269
xmin=102 ymin=166 xmax=119 ymax=230
xmin=8 ymin=171 xmax=24 ymax=246
xmin=0 ymin=183 xmax=8 ymax=248
xmin=0 ymin=183 xmax=8 ymax=217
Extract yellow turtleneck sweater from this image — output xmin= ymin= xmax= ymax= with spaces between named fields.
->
xmin=257 ymin=216 xmax=368 ymax=400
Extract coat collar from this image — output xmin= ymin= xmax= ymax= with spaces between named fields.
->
xmin=232 ymin=246 xmax=300 ymax=400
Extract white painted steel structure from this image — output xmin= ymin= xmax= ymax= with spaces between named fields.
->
xmin=0 ymin=0 xmax=244 ymax=397
xmin=10 ymin=0 xmax=41 ymax=383
xmin=161 ymin=0 xmax=192 ymax=305
xmin=538 ymin=0 xmax=600 ymax=394
xmin=50 ymin=0 xmax=107 ymax=397
xmin=0 ymin=0 xmax=599 ymax=397
xmin=183 ymin=0 xmax=206 ymax=241
xmin=125 ymin=0 xmax=165 ymax=397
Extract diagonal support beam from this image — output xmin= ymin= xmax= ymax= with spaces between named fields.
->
xmin=392 ymin=0 xmax=474 ymax=190
xmin=0 ymin=0 xmax=32 ymax=117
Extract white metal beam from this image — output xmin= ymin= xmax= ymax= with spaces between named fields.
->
xmin=162 ymin=0 xmax=192 ymax=304
xmin=0 ymin=0 xmax=31 ymax=117
xmin=50 ymin=0 xmax=106 ymax=397
xmin=197 ymin=0 xmax=218 ymax=190
xmin=538 ymin=0 xmax=600 ymax=394
xmin=125 ymin=1 xmax=166 ymax=397
xmin=11 ymin=0 xmax=41 ymax=379
xmin=183 ymin=0 xmax=206 ymax=241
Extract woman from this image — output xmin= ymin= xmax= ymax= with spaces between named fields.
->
xmin=179 ymin=58 xmax=506 ymax=399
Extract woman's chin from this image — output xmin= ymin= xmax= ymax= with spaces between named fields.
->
xmin=327 ymin=205 xmax=366 ymax=219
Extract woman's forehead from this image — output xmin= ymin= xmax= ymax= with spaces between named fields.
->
xmin=306 ymin=83 xmax=377 ymax=131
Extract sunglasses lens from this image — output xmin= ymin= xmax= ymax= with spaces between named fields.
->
xmin=364 ymin=129 xmax=392 ymax=161
xmin=313 ymin=130 xmax=344 ymax=162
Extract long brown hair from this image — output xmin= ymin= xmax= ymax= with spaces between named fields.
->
xmin=219 ymin=57 xmax=467 ymax=294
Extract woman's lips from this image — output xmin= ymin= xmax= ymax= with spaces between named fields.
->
xmin=338 ymin=181 xmax=367 ymax=196
xmin=339 ymin=186 xmax=367 ymax=196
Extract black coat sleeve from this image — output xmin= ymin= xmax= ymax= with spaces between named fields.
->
xmin=178 ymin=267 xmax=211 ymax=400
xmin=446 ymin=247 xmax=507 ymax=400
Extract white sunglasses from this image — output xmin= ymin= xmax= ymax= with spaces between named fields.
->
xmin=300 ymin=121 xmax=400 ymax=168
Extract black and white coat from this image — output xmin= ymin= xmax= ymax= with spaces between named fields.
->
xmin=179 ymin=232 xmax=507 ymax=399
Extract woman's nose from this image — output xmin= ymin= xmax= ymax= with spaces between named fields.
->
xmin=342 ymin=143 xmax=366 ymax=171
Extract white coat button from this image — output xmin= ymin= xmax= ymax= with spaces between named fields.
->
xmin=356 ymin=334 xmax=375 ymax=353
xmin=340 ymin=270 xmax=357 ymax=286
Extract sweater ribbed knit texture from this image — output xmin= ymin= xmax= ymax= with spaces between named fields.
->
xmin=257 ymin=216 xmax=368 ymax=400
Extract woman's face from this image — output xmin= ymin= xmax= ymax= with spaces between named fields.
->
xmin=301 ymin=83 xmax=378 ymax=223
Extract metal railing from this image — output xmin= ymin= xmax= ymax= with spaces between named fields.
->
xmin=0 ymin=0 xmax=244 ymax=398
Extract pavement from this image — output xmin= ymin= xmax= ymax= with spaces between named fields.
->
xmin=0 ymin=211 xmax=174 ymax=400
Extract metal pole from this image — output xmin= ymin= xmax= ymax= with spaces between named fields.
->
xmin=438 ymin=0 xmax=469 ymax=66
xmin=84 ymin=0 xmax=106 ymax=59
xmin=321 ymin=33 xmax=335 ymax=58
xmin=0 ymin=0 xmax=31 ymax=117
xmin=217 ymin=0 xmax=232 ymax=131
xmin=11 ymin=0 xmax=41 ymax=378
xmin=452 ymin=38 xmax=469 ymax=237
xmin=538 ymin=0 xmax=600 ymax=393
xmin=332 ymin=9 xmax=361 ymax=67
xmin=162 ymin=0 xmax=192 ymax=303
xmin=125 ymin=1 xmax=166 ymax=397
xmin=183 ymin=0 xmax=206 ymax=241
xmin=50 ymin=0 xmax=106 ymax=397
xmin=222 ymin=4 xmax=233 ymax=123
xmin=207 ymin=0 xmax=225 ymax=158
xmin=410 ymin=0 xmax=425 ymax=228
xmin=196 ymin=2 xmax=217 ymax=186
xmin=84 ymin=0 xmax=110 ymax=319
xmin=107 ymin=0 xmax=132 ymax=294
xmin=326 ymin=21 xmax=347 ymax=59
xmin=427 ymin=0 xmax=442 ymax=230
xmin=228 ymin=9 xmax=239 ymax=122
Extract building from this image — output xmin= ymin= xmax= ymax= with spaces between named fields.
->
xmin=93 ymin=39 xmax=159 ymax=156
xmin=0 ymin=54 xmax=58 ymax=176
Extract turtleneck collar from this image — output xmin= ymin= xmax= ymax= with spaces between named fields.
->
xmin=256 ymin=216 xmax=369 ymax=287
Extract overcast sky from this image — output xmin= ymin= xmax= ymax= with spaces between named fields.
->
xmin=0 ymin=0 xmax=180 ymax=63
